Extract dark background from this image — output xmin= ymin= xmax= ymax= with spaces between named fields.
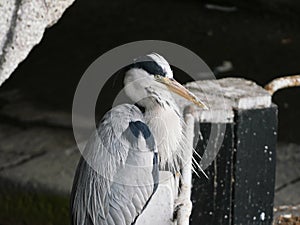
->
xmin=1 ymin=0 xmax=300 ymax=144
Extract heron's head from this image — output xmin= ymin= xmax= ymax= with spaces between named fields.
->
xmin=124 ymin=53 xmax=207 ymax=110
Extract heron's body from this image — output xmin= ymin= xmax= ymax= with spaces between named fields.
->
xmin=71 ymin=104 xmax=159 ymax=225
xmin=70 ymin=53 xmax=206 ymax=225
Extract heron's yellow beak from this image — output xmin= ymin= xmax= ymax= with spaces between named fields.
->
xmin=154 ymin=75 xmax=208 ymax=109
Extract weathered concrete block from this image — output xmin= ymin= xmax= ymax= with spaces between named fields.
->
xmin=0 ymin=0 xmax=75 ymax=86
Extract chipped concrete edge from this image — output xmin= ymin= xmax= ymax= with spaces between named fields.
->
xmin=180 ymin=78 xmax=272 ymax=123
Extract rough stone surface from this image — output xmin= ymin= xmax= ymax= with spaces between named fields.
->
xmin=0 ymin=88 xmax=77 ymax=194
xmin=176 ymin=78 xmax=272 ymax=123
xmin=0 ymin=0 xmax=75 ymax=86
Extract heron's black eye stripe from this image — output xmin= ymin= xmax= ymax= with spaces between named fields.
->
xmin=132 ymin=61 xmax=166 ymax=77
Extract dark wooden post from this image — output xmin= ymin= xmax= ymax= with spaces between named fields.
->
xmin=233 ymin=106 xmax=277 ymax=225
xmin=178 ymin=78 xmax=277 ymax=225
xmin=191 ymin=123 xmax=235 ymax=225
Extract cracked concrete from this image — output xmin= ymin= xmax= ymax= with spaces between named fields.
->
xmin=0 ymin=89 xmax=78 ymax=196
xmin=0 ymin=125 xmax=79 ymax=193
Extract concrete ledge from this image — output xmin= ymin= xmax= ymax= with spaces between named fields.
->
xmin=176 ymin=78 xmax=271 ymax=123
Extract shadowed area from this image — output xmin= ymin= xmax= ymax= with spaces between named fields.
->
xmin=1 ymin=0 xmax=300 ymax=143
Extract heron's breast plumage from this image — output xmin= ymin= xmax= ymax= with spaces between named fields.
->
xmin=144 ymin=104 xmax=185 ymax=171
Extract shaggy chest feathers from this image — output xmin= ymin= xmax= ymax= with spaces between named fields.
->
xmin=143 ymin=104 xmax=186 ymax=171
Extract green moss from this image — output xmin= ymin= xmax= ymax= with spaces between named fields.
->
xmin=0 ymin=187 xmax=70 ymax=225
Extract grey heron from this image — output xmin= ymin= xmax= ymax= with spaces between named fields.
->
xmin=70 ymin=53 xmax=207 ymax=225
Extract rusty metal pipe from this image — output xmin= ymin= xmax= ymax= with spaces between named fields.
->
xmin=265 ymin=75 xmax=300 ymax=95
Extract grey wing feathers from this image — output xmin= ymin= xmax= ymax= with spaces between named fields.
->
xmin=71 ymin=104 xmax=159 ymax=225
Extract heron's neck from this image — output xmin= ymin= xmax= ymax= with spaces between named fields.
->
xmin=142 ymin=102 xmax=185 ymax=171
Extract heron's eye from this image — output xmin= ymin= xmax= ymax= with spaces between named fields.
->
xmin=154 ymin=75 xmax=161 ymax=80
